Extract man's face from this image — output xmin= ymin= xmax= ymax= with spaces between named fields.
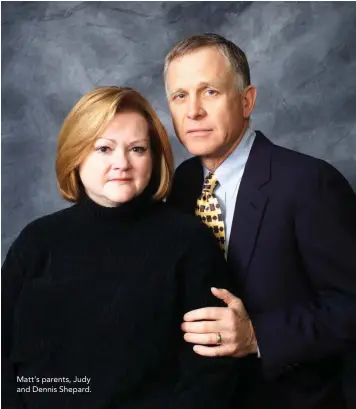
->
xmin=166 ymin=47 xmax=248 ymax=162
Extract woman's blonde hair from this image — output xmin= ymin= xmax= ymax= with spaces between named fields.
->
xmin=56 ymin=86 xmax=174 ymax=202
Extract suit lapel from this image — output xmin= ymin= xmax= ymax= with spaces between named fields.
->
xmin=227 ymin=132 xmax=272 ymax=281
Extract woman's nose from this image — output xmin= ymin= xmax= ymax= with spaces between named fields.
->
xmin=111 ymin=149 xmax=130 ymax=170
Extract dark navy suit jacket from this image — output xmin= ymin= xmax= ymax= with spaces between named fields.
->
xmin=167 ymin=131 xmax=356 ymax=409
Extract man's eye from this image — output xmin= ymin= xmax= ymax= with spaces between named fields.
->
xmin=173 ymin=93 xmax=185 ymax=100
xmin=132 ymin=146 xmax=147 ymax=153
xmin=207 ymin=89 xmax=217 ymax=96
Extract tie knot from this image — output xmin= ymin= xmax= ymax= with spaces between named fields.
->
xmin=202 ymin=172 xmax=218 ymax=194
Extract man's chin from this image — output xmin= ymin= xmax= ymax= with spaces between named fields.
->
xmin=184 ymin=144 xmax=216 ymax=158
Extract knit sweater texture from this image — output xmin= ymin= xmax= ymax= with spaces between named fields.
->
xmin=2 ymin=192 xmax=239 ymax=409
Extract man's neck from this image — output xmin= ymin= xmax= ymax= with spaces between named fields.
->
xmin=202 ymin=122 xmax=249 ymax=172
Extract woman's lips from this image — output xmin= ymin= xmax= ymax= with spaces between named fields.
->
xmin=108 ymin=178 xmax=132 ymax=182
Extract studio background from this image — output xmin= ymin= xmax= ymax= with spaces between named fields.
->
xmin=2 ymin=1 xmax=356 ymax=405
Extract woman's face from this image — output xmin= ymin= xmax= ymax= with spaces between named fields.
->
xmin=79 ymin=111 xmax=153 ymax=207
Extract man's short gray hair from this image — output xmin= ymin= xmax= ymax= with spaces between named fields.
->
xmin=164 ymin=33 xmax=251 ymax=94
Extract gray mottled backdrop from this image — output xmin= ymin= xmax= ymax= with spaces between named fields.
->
xmin=1 ymin=1 xmax=356 ymax=404
xmin=2 ymin=1 xmax=356 ymax=256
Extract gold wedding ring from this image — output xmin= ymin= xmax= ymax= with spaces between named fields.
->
xmin=216 ymin=332 xmax=222 ymax=345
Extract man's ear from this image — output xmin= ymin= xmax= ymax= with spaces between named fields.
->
xmin=242 ymin=85 xmax=257 ymax=119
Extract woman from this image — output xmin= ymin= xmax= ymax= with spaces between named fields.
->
xmin=2 ymin=86 xmax=238 ymax=409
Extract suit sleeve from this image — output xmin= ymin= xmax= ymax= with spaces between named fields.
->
xmin=174 ymin=222 xmax=241 ymax=409
xmin=2 ymin=237 xmax=27 ymax=409
xmin=252 ymin=161 xmax=356 ymax=378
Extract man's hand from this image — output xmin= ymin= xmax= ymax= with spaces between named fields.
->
xmin=181 ymin=288 xmax=258 ymax=357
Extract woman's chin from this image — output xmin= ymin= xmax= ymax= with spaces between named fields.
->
xmin=105 ymin=191 xmax=139 ymax=206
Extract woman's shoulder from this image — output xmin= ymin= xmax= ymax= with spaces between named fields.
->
xmin=4 ymin=206 xmax=76 ymax=266
xmin=14 ymin=206 xmax=76 ymax=246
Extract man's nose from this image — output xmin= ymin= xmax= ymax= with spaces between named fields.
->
xmin=186 ymin=97 xmax=205 ymax=120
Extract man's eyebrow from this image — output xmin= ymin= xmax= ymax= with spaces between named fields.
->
xmin=197 ymin=81 xmax=216 ymax=88
xmin=170 ymin=81 xmax=221 ymax=95
xmin=169 ymin=87 xmax=185 ymax=96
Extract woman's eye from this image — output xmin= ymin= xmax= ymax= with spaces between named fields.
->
xmin=132 ymin=146 xmax=147 ymax=153
xmin=96 ymin=146 xmax=111 ymax=153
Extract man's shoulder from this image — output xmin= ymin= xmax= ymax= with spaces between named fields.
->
xmin=175 ymin=156 xmax=201 ymax=176
xmin=265 ymin=136 xmax=352 ymax=192
xmin=155 ymin=202 xmax=217 ymax=246
xmin=251 ymin=131 xmax=353 ymax=195
xmin=159 ymin=201 xmax=200 ymax=227
xmin=273 ymin=143 xmax=321 ymax=169
xmin=267 ymin=137 xmax=335 ymax=176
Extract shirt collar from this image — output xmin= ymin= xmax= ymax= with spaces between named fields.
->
xmin=203 ymin=127 xmax=256 ymax=187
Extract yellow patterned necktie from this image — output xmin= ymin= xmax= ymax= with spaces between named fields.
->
xmin=195 ymin=172 xmax=226 ymax=252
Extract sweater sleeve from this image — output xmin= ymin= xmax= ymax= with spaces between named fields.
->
xmin=174 ymin=222 xmax=240 ymax=409
xmin=2 ymin=234 xmax=29 ymax=409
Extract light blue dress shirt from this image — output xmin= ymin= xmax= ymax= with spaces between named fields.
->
xmin=203 ymin=127 xmax=256 ymax=254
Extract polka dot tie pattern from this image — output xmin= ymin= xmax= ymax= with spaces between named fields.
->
xmin=195 ymin=172 xmax=226 ymax=253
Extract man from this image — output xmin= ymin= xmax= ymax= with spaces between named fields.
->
xmin=165 ymin=33 xmax=356 ymax=409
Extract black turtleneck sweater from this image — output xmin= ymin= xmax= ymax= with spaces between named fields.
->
xmin=2 ymin=193 xmax=240 ymax=409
